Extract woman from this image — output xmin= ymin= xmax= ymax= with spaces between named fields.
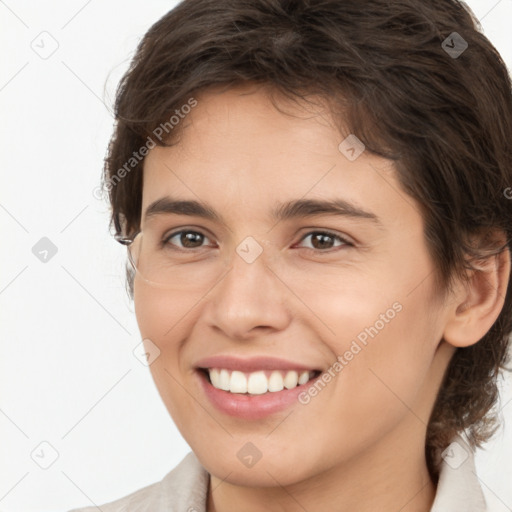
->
xmin=69 ymin=0 xmax=512 ymax=510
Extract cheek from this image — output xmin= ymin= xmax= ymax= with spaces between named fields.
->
xmin=302 ymin=265 xmax=441 ymax=443
xmin=133 ymin=281 xmax=205 ymax=435
xmin=133 ymin=280 xmax=196 ymax=383
xmin=133 ymin=275 xmax=203 ymax=343
xmin=134 ymin=284 xmax=168 ymax=343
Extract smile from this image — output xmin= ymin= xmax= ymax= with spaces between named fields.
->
xmin=203 ymin=368 xmax=321 ymax=395
xmin=196 ymin=367 xmax=323 ymax=420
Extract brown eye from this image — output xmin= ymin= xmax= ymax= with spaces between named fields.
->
xmin=163 ymin=230 xmax=211 ymax=249
xmin=298 ymin=231 xmax=352 ymax=251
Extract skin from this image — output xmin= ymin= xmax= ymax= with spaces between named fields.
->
xmin=133 ymin=82 xmax=510 ymax=512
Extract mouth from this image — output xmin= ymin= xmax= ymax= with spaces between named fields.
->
xmin=193 ymin=355 xmax=325 ymax=419
xmin=197 ymin=367 xmax=323 ymax=395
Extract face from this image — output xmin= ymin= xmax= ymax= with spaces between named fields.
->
xmin=134 ymin=83 xmax=452 ymax=487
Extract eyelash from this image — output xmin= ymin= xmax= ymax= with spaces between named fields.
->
xmin=161 ymin=229 xmax=353 ymax=253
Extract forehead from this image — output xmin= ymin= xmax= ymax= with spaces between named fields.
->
xmin=159 ymin=84 xmax=341 ymax=164
xmin=140 ymin=84 xmax=417 ymax=230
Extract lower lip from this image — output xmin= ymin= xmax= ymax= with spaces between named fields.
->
xmin=196 ymin=369 xmax=320 ymax=420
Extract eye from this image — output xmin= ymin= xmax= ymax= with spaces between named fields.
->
xmin=296 ymin=230 xmax=352 ymax=251
xmin=160 ymin=228 xmax=352 ymax=252
xmin=162 ymin=230 xmax=214 ymax=250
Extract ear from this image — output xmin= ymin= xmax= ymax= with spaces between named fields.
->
xmin=443 ymin=234 xmax=510 ymax=348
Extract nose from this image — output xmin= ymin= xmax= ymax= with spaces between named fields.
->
xmin=202 ymin=241 xmax=292 ymax=340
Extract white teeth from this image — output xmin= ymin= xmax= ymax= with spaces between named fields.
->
xmin=209 ymin=368 xmax=220 ymax=388
xmin=247 ymin=371 xmax=268 ymax=394
xmin=298 ymin=370 xmax=310 ymax=385
xmin=219 ymin=369 xmax=230 ymax=391
xmin=283 ymin=370 xmax=298 ymax=389
xmin=268 ymin=371 xmax=284 ymax=392
xmin=206 ymin=368 xmax=316 ymax=394
xmin=230 ymin=371 xmax=247 ymax=393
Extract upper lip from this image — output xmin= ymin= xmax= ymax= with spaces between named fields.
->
xmin=195 ymin=355 xmax=321 ymax=373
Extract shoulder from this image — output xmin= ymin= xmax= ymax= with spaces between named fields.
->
xmin=66 ymin=451 xmax=209 ymax=512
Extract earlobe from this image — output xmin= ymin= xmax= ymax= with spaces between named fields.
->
xmin=443 ymin=244 xmax=510 ymax=348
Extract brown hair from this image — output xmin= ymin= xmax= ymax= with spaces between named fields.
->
xmin=102 ymin=0 xmax=512 ymax=480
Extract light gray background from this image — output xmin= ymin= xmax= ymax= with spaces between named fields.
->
xmin=1 ymin=1 xmax=511 ymax=511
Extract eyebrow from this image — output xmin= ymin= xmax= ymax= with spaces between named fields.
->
xmin=144 ymin=196 xmax=383 ymax=227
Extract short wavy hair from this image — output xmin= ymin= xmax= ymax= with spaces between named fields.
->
xmin=102 ymin=0 xmax=512 ymax=480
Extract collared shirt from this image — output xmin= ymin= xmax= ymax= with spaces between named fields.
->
xmin=67 ymin=435 xmax=487 ymax=512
